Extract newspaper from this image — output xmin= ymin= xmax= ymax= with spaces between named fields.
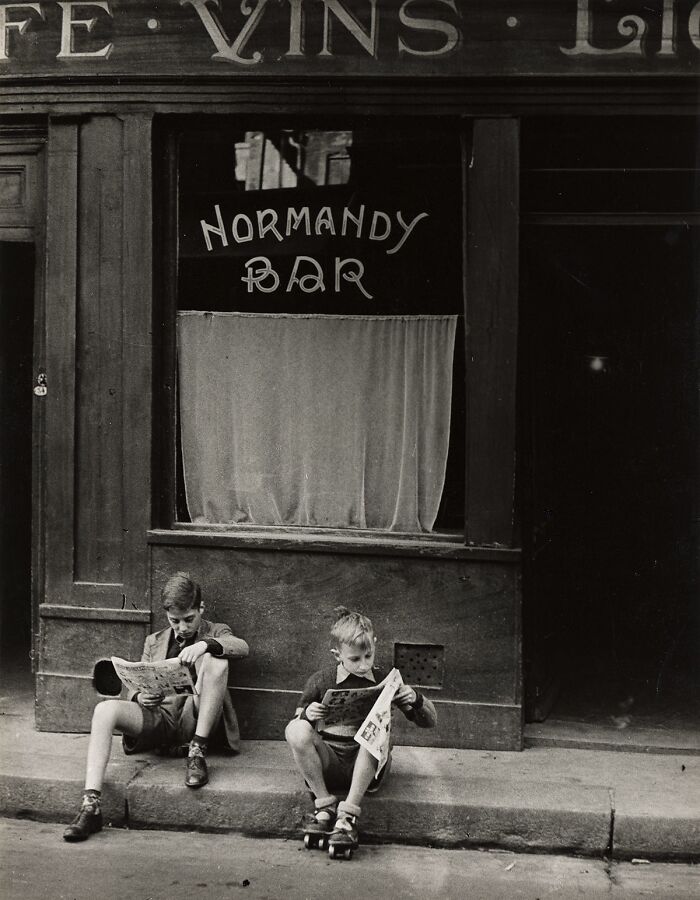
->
xmin=320 ymin=667 xmax=404 ymax=775
xmin=354 ymin=668 xmax=404 ymax=774
xmin=110 ymin=656 xmax=197 ymax=696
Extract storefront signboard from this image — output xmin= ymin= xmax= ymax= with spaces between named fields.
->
xmin=1 ymin=0 xmax=700 ymax=77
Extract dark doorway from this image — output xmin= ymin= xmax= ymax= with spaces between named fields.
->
xmin=521 ymin=224 xmax=699 ymax=747
xmin=0 ymin=242 xmax=35 ymax=671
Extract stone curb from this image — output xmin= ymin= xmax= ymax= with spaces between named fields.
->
xmin=0 ymin=739 xmax=698 ymax=860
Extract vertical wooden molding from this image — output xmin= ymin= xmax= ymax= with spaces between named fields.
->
xmin=44 ymin=119 xmax=78 ymax=602
xmin=75 ymin=116 xmax=125 ymax=588
xmin=465 ymin=118 xmax=520 ymax=547
xmin=121 ymin=114 xmax=153 ymax=611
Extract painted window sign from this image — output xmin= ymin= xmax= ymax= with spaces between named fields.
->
xmin=2 ymin=0 xmax=699 ymax=73
xmin=198 ymin=202 xmax=428 ymax=298
xmin=178 ymin=129 xmax=442 ymax=301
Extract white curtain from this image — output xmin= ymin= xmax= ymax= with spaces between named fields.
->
xmin=177 ymin=312 xmax=457 ymax=533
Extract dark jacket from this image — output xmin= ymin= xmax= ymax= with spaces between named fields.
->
xmin=136 ymin=619 xmax=248 ymax=752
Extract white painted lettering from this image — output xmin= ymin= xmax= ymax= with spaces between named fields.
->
xmin=200 ymin=204 xmax=228 ymax=252
xmin=57 ymin=1 xmax=113 ymax=59
xmin=314 ymin=206 xmax=336 ymax=235
xmin=286 ymin=0 xmax=304 ymax=57
xmin=341 ymin=205 xmax=365 ymax=238
xmin=286 ymin=206 xmax=311 ymax=235
xmin=242 ymin=256 xmax=279 ymax=292
xmin=287 ymin=255 xmax=325 ymax=292
xmin=658 ymin=0 xmax=676 ymax=56
xmin=335 ymin=257 xmax=372 ymax=299
xmin=398 ymin=0 xmax=461 ymax=57
xmin=369 ymin=210 xmax=391 ymax=241
xmin=0 ymin=3 xmax=43 ymax=61
xmin=232 ymin=214 xmax=254 ymax=242
xmin=386 ymin=210 xmax=429 ymax=255
xmin=257 ymin=208 xmax=284 ymax=242
xmin=181 ymin=0 xmax=267 ymax=65
xmin=319 ymin=0 xmax=378 ymax=58
xmin=561 ymin=0 xmax=647 ymax=57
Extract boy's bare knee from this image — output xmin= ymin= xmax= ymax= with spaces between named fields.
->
xmin=92 ymin=698 xmax=121 ymax=728
xmin=285 ymin=717 xmax=313 ymax=747
xmin=201 ymin=652 xmax=228 ymax=679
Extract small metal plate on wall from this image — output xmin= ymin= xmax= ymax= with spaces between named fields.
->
xmin=393 ymin=643 xmax=445 ymax=688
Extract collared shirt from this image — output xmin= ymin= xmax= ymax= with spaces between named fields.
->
xmin=336 ymin=663 xmax=376 ymax=685
xmin=165 ymin=630 xmax=224 ymax=660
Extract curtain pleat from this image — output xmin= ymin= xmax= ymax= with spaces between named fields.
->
xmin=177 ymin=312 xmax=457 ymax=533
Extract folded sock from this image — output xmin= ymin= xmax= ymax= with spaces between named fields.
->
xmin=82 ymin=789 xmax=101 ymax=809
xmin=190 ymin=734 xmax=209 ymax=754
xmin=337 ymin=800 xmax=361 ymax=818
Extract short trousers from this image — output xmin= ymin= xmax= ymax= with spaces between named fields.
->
xmin=316 ymin=736 xmax=391 ymax=794
xmin=122 ymin=694 xmax=200 ymax=755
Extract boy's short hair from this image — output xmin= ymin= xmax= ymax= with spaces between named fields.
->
xmin=331 ymin=606 xmax=374 ymax=652
xmin=161 ymin=572 xmax=202 ymax=613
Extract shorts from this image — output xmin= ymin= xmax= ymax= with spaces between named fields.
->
xmin=316 ymin=736 xmax=391 ymax=794
xmin=122 ymin=694 xmax=201 ymax=755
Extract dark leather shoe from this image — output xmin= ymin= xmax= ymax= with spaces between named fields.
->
xmin=63 ymin=804 xmax=103 ymax=842
xmin=185 ymin=748 xmax=209 ymax=788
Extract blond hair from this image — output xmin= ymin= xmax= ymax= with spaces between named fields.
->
xmin=330 ymin=606 xmax=374 ymax=652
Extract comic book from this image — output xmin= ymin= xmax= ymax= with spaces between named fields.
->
xmin=321 ymin=667 xmax=404 ymax=774
xmin=110 ymin=656 xmax=197 ymax=696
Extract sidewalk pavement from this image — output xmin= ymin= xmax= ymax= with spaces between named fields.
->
xmin=0 ymin=690 xmax=698 ymax=861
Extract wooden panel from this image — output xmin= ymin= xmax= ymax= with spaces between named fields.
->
xmin=44 ymin=120 xmax=78 ymax=604
xmin=0 ymin=142 xmax=42 ymax=230
xmin=37 ymin=115 xmax=154 ymax=728
xmin=0 ymin=80 xmax=698 ymax=120
xmin=40 ymin=608 xmax=150 ymax=672
xmin=37 ymin=605 xmax=150 ymax=730
xmin=120 ymin=114 xmax=153 ymax=610
xmin=232 ymin=687 xmax=521 ymax=750
xmin=150 ymin=544 xmax=521 ymax=706
xmin=42 ymin=114 xmax=153 ymax=607
xmin=75 ymin=116 xmax=124 ymax=585
xmin=0 ymin=1 xmax=699 ymax=79
xmin=465 ymin=118 xmax=519 ymax=546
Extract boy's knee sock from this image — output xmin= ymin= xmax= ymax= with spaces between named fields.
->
xmin=82 ymin=789 xmax=101 ymax=809
xmin=190 ymin=734 xmax=209 ymax=754
xmin=337 ymin=800 xmax=361 ymax=819
xmin=314 ymin=794 xmax=337 ymax=811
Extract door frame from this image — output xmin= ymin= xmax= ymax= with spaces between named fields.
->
xmin=0 ymin=127 xmax=46 ymax=672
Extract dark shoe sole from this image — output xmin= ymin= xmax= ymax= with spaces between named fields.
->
xmin=63 ymin=816 xmax=103 ymax=842
xmin=185 ymin=777 xmax=209 ymax=789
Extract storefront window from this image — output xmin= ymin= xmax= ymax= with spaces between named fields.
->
xmin=171 ymin=124 xmax=464 ymax=535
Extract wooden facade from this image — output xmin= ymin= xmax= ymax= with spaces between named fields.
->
xmin=1 ymin=0 xmax=697 ymax=749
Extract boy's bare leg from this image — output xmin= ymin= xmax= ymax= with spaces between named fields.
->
xmin=84 ymin=699 xmax=145 ymax=792
xmin=65 ymin=699 xmax=145 ymax=842
xmin=191 ymin=653 xmax=229 ymax=738
xmin=184 ymin=654 xmax=229 ymax=789
xmin=345 ymin=747 xmax=379 ymax=809
xmin=284 ymin=719 xmax=333 ymax=801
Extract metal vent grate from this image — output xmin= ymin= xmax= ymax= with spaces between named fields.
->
xmin=393 ymin=643 xmax=445 ymax=688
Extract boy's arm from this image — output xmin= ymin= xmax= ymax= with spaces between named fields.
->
xmin=397 ymin=690 xmax=438 ymax=729
xmin=206 ymin=623 xmax=249 ymax=659
xmin=293 ymin=671 xmax=324 ymax=722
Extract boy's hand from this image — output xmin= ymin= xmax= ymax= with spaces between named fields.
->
xmin=178 ymin=640 xmax=209 ymax=666
xmin=304 ymin=702 xmax=328 ymax=722
xmin=393 ymin=685 xmax=417 ymax=707
xmin=139 ymin=691 xmax=165 ymax=707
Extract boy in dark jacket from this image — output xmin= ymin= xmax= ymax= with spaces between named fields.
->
xmin=63 ymin=572 xmax=248 ymax=842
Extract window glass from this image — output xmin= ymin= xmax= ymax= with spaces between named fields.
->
xmin=175 ymin=125 xmax=464 ymax=534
